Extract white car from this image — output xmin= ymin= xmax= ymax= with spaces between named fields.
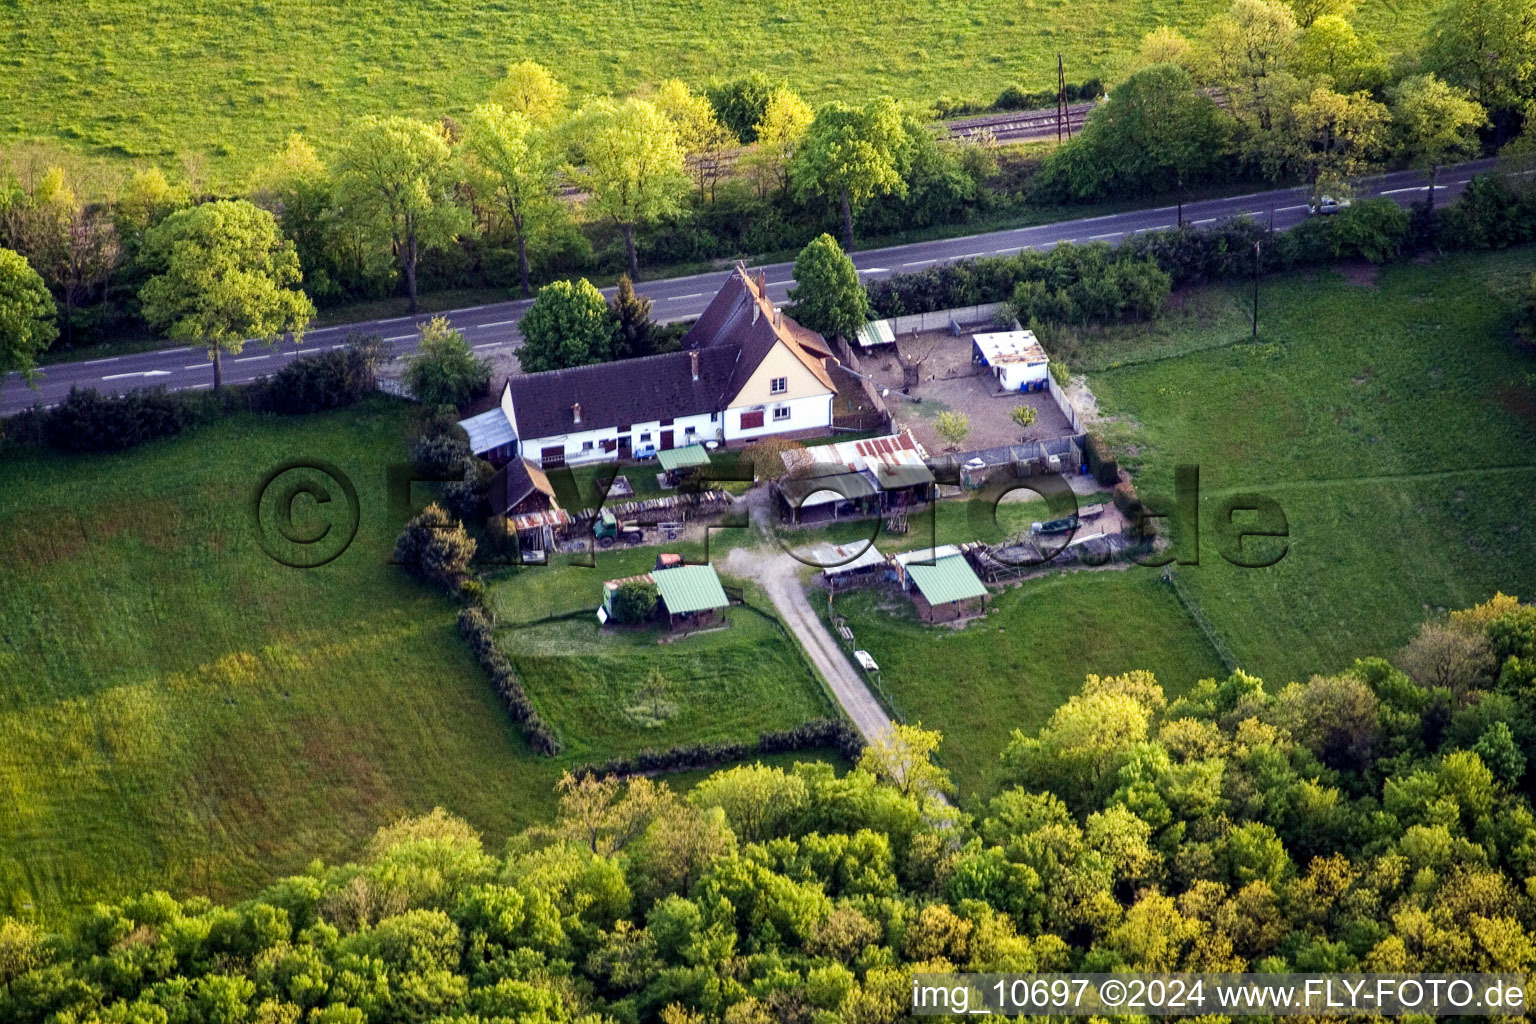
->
xmin=1308 ymin=195 xmax=1351 ymax=215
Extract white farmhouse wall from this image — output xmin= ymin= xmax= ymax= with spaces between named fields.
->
xmin=515 ymin=411 xmax=721 ymax=466
xmin=724 ymin=393 xmax=833 ymax=442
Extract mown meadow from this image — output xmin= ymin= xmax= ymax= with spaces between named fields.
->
xmin=0 ymin=397 xmax=834 ymax=920
xmin=1085 ymin=246 xmax=1536 ymax=684
xmin=2 ymin=0 xmax=1434 ymax=187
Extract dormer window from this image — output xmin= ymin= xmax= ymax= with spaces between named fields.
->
xmin=770 ymin=377 xmax=788 ymax=395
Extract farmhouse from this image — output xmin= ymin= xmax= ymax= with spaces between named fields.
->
xmin=776 ymin=429 xmax=935 ymax=523
xmin=893 ymin=546 xmax=990 ymax=622
xmin=972 ymin=329 xmax=1050 ymax=392
xmin=599 ymin=563 xmax=731 ymax=630
xmin=460 ymin=267 xmax=837 ymax=470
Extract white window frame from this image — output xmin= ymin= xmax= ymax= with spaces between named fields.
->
xmin=770 ymin=376 xmax=788 ymax=395
xmin=772 ymin=405 xmax=792 ymax=422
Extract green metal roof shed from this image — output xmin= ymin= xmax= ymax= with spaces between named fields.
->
xmin=656 ymin=444 xmax=712 ymax=472
xmin=905 ymin=554 xmax=987 ymax=607
xmin=652 ymin=564 xmax=730 ymax=615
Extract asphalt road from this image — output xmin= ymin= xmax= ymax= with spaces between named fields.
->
xmin=0 ymin=158 xmax=1501 ymax=417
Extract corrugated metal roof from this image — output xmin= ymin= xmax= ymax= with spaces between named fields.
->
xmin=657 ymin=444 xmax=712 ymax=471
xmin=905 ymin=554 xmax=988 ymax=606
xmin=816 ymin=543 xmax=888 ymax=576
xmin=973 ymin=330 xmax=1048 ymax=366
xmin=857 ymin=319 xmax=896 ymax=347
xmin=651 ymin=564 xmax=730 ymax=615
xmin=460 ymin=408 xmax=516 ymax=453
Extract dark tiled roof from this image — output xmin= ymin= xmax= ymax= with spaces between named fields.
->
xmin=506 ymin=344 xmax=743 ymax=439
xmin=685 ymin=266 xmax=836 ymax=391
xmin=488 ymin=459 xmax=558 ymax=517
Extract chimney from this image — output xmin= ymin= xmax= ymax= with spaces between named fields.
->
xmin=572 ymin=402 xmax=582 ymax=425
xmin=690 ymin=350 xmax=699 ymax=381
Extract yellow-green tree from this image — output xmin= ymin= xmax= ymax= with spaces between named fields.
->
xmin=0 ymin=247 xmax=57 ymax=385
xmin=462 ymin=103 xmax=560 ymax=297
xmin=489 ymin=60 xmax=568 ymax=124
xmin=569 ymin=97 xmax=689 ymax=281
xmin=751 ymin=87 xmax=815 ymax=195
xmin=138 ymin=200 xmax=314 ymax=388
xmin=1391 ymin=73 xmax=1488 ymax=205
xmin=333 ymin=116 xmax=468 ymax=312
xmin=655 ymin=79 xmax=737 ymax=201
xmin=790 ymin=98 xmax=910 ymax=251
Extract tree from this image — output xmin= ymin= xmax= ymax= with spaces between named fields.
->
xmin=138 ymin=200 xmax=314 ymax=388
xmin=518 ymin=278 xmax=617 ymax=372
xmin=1202 ymin=0 xmax=1301 ymax=131
xmin=1287 ymin=0 xmax=1354 ymax=27
xmin=705 ymin=72 xmax=776 ymax=142
xmin=857 ymin=724 xmax=955 ymax=803
xmin=489 ymin=60 xmax=567 ymax=124
xmin=1131 ymin=26 xmax=1200 ymax=76
xmin=333 ymin=115 xmax=468 ymax=312
xmin=115 ymin=166 xmax=189 ymax=251
xmin=934 ymin=410 xmax=971 ymax=449
xmin=1392 ymin=74 xmax=1488 ymax=206
xmin=1011 ymin=404 xmax=1039 ymax=439
xmin=628 ymin=665 xmax=677 ymax=727
xmin=655 ymin=79 xmax=737 ymax=201
xmin=787 ymin=233 xmax=868 ymax=340
xmin=404 ymin=317 xmax=491 ymax=408
xmin=394 ymin=503 xmax=476 ymax=587
xmin=0 ymin=247 xmax=58 ymax=384
xmin=2 ymin=166 xmax=120 ymax=347
xmin=570 ymin=98 xmax=689 ymax=280
xmin=1284 ymin=85 xmax=1390 ymax=194
xmin=1297 ymin=15 xmax=1389 ymax=92
xmin=751 ymin=88 xmax=815 ymax=195
xmin=1398 ymin=620 xmax=1498 ymax=695
xmin=462 ymin=103 xmax=560 ymax=298
xmin=1423 ymin=0 xmax=1536 ymax=110
xmin=1052 ymin=63 xmax=1229 ymax=202
xmin=790 ymin=99 xmax=910 ymax=251
xmin=610 ymin=274 xmax=661 ymax=360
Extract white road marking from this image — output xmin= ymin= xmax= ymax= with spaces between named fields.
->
xmin=477 ymin=319 xmax=519 ymax=328
xmin=1276 ymin=204 xmax=1308 ymax=212
xmin=766 ymin=280 xmax=792 ymax=287
xmin=903 ymin=259 xmax=936 ymax=267
xmin=1089 ymin=232 xmax=1121 ymax=240
xmin=1380 ymin=186 xmax=1428 ymax=195
xmin=473 ymin=343 xmax=505 ymax=350
xmin=1193 ymin=218 xmax=1217 ymax=225
xmin=102 ymin=370 xmax=172 ymax=380
xmin=79 ymin=356 xmax=121 ymax=366
xmin=231 ymin=355 xmax=271 ymax=363
xmin=184 ymin=363 xmax=208 ymax=370
xmin=858 ymin=267 xmax=890 ymax=274
xmin=959 ymin=252 xmax=986 ymax=259
xmin=995 ymin=246 xmax=1023 ymax=253
xmin=667 ymin=292 xmax=704 ymax=300
xmin=1056 ymin=238 xmax=1078 ymax=244
xmin=384 ymin=334 xmax=414 ymax=341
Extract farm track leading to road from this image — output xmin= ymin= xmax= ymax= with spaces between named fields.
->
xmin=0 ymin=157 xmax=1502 ymax=416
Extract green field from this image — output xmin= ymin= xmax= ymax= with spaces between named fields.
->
xmin=0 ymin=399 xmax=831 ymax=919
xmin=1084 ymin=248 xmax=1536 ymax=684
xmin=829 ymin=571 xmax=1227 ymax=796
xmin=2 ymin=0 xmax=1431 ymax=187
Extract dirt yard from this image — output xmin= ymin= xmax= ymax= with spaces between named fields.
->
xmin=863 ymin=328 xmax=1077 ymax=454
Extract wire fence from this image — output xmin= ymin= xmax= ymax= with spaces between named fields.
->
xmin=1164 ymin=568 xmax=1240 ymax=673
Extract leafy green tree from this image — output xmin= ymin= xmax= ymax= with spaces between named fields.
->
xmin=934 ymin=410 xmax=971 ymax=449
xmin=705 ymin=72 xmax=776 ymax=142
xmin=569 ymin=97 xmax=689 ymax=281
xmin=656 ymin=79 xmax=737 ymax=201
xmin=518 ymin=277 xmax=616 ymax=372
xmin=2 ymin=166 xmax=119 ymax=347
xmin=138 ymin=200 xmax=314 ymax=388
xmin=489 ymin=60 xmax=567 ymax=124
xmin=1011 ymin=404 xmax=1039 ymax=438
xmin=1202 ymin=0 xmax=1301 ymax=132
xmin=750 ymin=87 xmax=815 ymax=195
xmin=856 ymin=724 xmax=955 ymax=804
xmin=1284 ymin=85 xmax=1390 ymax=194
xmin=1297 ymin=14 xmax=1389 ymax=92
xmin=115 ymin=166 xmax=189 ymax=252
xmin=790 ymin=99 xmax=910 ymax=251
xmin=0 ymin=246 xmax=58 ymax=385
xmin=1423 ymin=0 xmax=1536 ymax=109
xmin=787 ymin=233 xmax=868 ymax=340
xmin=1391 ymin=74 xmax=1488 ymax=206
xmin=1129 ymin=26 xmax=1199 ymax=76
xmin=610 ymin=579 xmax=657 ymax=624
xmin=463 ymin=103 xmax=560 ymax=298
xmin=609 ymin=274 xmax=660 ymax=360
xmin=689 ymin=762 xmax=808 ymax=843
xmin=1287 ymin=0 xmax=1355 ymax=27
xmin=404 ymin=316 xmax=491 ymax=408
xmin=333 ymin=115 xmax=469 ymax=313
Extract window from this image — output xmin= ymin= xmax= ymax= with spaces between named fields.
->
xmin=740 ymin=409 xmax=765 ymax=430
xmin=684 ymin=425 xmax=697 ymax=436
xmin=773 ymin=405 xmax=791 ymax=422
xmin=770 ymin=376 xmax=788 ymax=395
xmin=581 ymin=441 xmax=594 ymax=451
xmin=710 ymin=412 xmax=719 ymax=422
xmin=640 ymin=432 xmax=652 ymax=442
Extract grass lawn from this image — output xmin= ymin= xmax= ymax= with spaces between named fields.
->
xmin=1083 ymin=248 xmax=1536 ymax=684
xmin=1 ymin=0 xmax=1430 ymax=187
xmin=829 ymin=570 xmax=1227 ymax=797
xmin=485 ymin=542 xmax=837 ymax=765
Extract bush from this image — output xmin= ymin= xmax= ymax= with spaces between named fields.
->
xmin=1329 ymin=199 xmax=1410 ymax=264
xmin=255 ymin=332 xmax=383 ymax=414
xmin=740 ymin=437 xmax=806 ymax=482
xmin=574 ymin=718 xmax=864 ymax=779
xmin=441 ymin=456 xmax=496 ymax=522
xmin=610 ymin=580 xmax=658 ymax=625
xmin=42 ymin=387 xmax=204 ymax=452
xmin=458 ymin=607 xmax=562 ymax=756
xmin=1085 ymin=433 xmax=1118 ymax=487
xmin=394 ymin=503 xmax=477 ymax=588
xmin=404 ymin=317 xmax=491 ymax=408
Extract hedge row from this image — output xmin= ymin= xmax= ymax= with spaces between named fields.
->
xmin=575 ymin=718 xmax=865 ymax=780
xmin=4 ymin=336 xmax=385 ymax=453
xmin=457 ymin=607 xmax=563 ymax=757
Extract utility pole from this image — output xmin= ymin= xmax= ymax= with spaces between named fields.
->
xmin=1252 ymin=240 xmax=1261 ymax=340
xmin=1057 ymin=54 xmax=1066 ymax=143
